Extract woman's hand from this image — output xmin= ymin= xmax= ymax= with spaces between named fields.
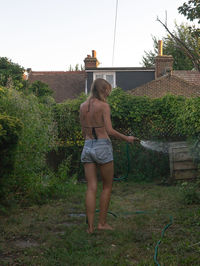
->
xmin=126 ymin=136 xmax=140 ymax=143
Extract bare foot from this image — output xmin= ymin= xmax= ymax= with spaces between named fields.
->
xmin=87 ymin=228 xmax=94 ymax=234
xmin=97 ymin=223 xmax=114 ymax=230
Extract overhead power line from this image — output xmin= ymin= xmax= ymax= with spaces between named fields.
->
xmin=112 ymin=0 xmax=119 ymax=66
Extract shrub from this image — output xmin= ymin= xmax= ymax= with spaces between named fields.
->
xmin=179 ymin=181 xmax=200 ymax=205
xmin=109 ymin=88 xmax=186 ymax=140
xmin=53 ymin=93 xmax=86 ymax=141
xmin=0 ymin=113 xmax=22 ymax=179
xmin=178 ymin=97 xmax=200 ymax=137
xmin=53 ymin=88 xmax=200 ymax=183
xmin=0 ymin=87 xmax=57 ymax=206
xmin=28 ymin=80 xmax=53 ymax=97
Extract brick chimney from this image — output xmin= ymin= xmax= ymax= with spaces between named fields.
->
xmin=84 ymin=50 xmax=99 ymax=69
xmin=155 ymin=40 xmax=173 ymax=79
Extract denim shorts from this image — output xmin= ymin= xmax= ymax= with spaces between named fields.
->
xmin=81 ymin=139 xmax=113 ymax=164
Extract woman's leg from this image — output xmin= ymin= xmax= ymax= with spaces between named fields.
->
xmin=84 ymin=163 xmax=97 ymax=233
xmin=98 ymin=161 xmax=114 ymax=230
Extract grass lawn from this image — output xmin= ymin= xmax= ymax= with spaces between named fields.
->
xmin=0 ymin=181 xmax=200 ymax=265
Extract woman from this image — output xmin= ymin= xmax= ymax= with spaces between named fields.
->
xmin=80 ymin=78 xmax=138 ymax=234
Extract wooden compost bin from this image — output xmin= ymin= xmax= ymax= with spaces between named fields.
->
xmin=169 ymin=141 xmax=198 ymax=182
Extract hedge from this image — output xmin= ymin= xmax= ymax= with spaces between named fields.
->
xmin=55 ymin=88 xmax=200 ymax=142
xmin=53 ymin=88 xmax=200 ymax=181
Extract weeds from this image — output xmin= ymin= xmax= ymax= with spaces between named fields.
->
xmin=179 ymin=180 xmax=200 ymax=205
xmin=0 ymin=182 xmax=200 ymax=265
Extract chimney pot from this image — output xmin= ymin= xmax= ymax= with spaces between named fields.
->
xmin=84 ymin=50 xmax=99 ymax=69
xmin=92 ymin=50 xmax=96 ymax=58
xmin=158 ymin=40 xmax=163 ymax=56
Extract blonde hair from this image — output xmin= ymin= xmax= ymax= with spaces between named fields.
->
xmin=89 ymin=78 xmax=111 ymax=102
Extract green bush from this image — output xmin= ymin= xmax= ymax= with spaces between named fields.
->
xmin=0 ymin=87 xmax=57 ymax=206
xmin=47 ymin=145 xmax=84 ymax=181
xmin=179 ymin=181 xmax=200 ymax=205
xmin=108 ymin=88 xmax=152 ymax=138
xmin=28 ymin=80 xmax=53 ymax=97
xmin=0 ymin=113 xmax=22 ymax=179
xmin=53 ymin=88 xmax=200 ymax=183
xmin=177 ymin=97 xmax=200 ymax=137
xmin=1 ymin=85 xmax=197 ymax=207
xmin=53 ymin=93 xmax=86 ymax=141
xmin=54 ymin=87 xmax=200 ymax=143
xmin=108 ymin=88 xmax=186 ymax=140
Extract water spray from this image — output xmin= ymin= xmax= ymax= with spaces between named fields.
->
xmin=134 ymin=138 xmax=169 ymax=153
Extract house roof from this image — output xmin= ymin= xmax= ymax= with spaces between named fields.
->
xmin=129 ymin=72 xmax=200 ymax=98
xmin=173 ymin=70 xmax=200 ymax=86
xmin=86 ymin=67 xmax=155 ymax=72
xmin=28 ymin=71 xmax=86 ymax=102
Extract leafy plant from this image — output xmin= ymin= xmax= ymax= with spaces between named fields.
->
xmin=57 ymin=155 xmax=73 ymax=181
xmin=28 ymin=80 xmax=53 ymax=97
xmin=0 ymin=57 xmax=25 ymax=89
xmin=0 ymin=87 xmax=57 ymax=205
xmin=179 ymin=181 xmax=200 ymax=204
xmin=141 ymin=23 xmax=198 ymax=70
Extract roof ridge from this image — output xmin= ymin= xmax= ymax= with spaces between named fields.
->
xmin=130 ymin=73 xmax=200 ymax=93
xmin=171 ymin=73 xmax=200 ymax=87
xmin=30 ymin=71 xmax=85 ymax=74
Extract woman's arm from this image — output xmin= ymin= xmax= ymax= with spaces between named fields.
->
xmin=102 ymin=103 xmax=138 ymax=143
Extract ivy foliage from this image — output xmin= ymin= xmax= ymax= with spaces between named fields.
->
xmin=53 ymin=88 xmax=200 ymax=182
xmin=54 ymin=93 xmax=86 ymax=141
xmin=1 ymin=83 xmax=200 ymax=206
xmin=108 ymin=88 xmax=189 ymax=140
xmin=55 ymin=87 xmax=200 ymax=141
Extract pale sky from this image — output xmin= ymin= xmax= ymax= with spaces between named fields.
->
xmin=0 ymin=0 xmax=192 ymax=71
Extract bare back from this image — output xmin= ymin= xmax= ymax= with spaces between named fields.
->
xmin=80 ymin=98 xmax=110 ymax=140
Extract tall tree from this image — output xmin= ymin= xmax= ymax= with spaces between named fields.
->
xmin=156 ymin=18 xmax=200 ymax=71
xmin=0 ymin=57 xmax=25 ymax=89
xmin=178 ymin=0 xmax=200 ymax=23
xmin=178 ymin=0 xmax=200 ymax=43
xmin=142 ymin=23 xmax=196 ymax=70
xmin=67 ymin=64 xmax=84 ymax=71
xmin=150 ymin=0 xmax=200 ymax=71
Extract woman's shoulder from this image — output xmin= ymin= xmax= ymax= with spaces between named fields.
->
xmin=80 ymin=98 xmax=109 ymax=110
xmin=101 ymin=101 xmax=110 ymax=108
xmin=95 ymin=100 xmax=109 ymax=110
xmin=80 ymin=100 xmax=88 ymax=109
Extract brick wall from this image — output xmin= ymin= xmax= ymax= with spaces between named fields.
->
xmin=84 ymin=50 xmax=99 ymax=69
xmin=130 ymin=74 xmax=200 ymax=98
xmin=155 ymin=55 xmax=174 ymax=79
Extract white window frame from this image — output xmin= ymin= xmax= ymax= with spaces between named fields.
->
xmin=93 ymin=71 xmax=116 ymax=88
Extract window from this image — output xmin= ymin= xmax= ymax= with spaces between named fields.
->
xmin=93 ymin=72 xmax=116 ymax=88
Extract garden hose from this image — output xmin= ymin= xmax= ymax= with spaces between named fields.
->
xmin=154 ymin=216 xmax=173 ymax=266
xmin=113 ymin=142 xmax=130 ymax=181
xmin=85 ymin=210 xmax=117 ymax=224
xmin=86 ymin=210 xmax=173 ymax=266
